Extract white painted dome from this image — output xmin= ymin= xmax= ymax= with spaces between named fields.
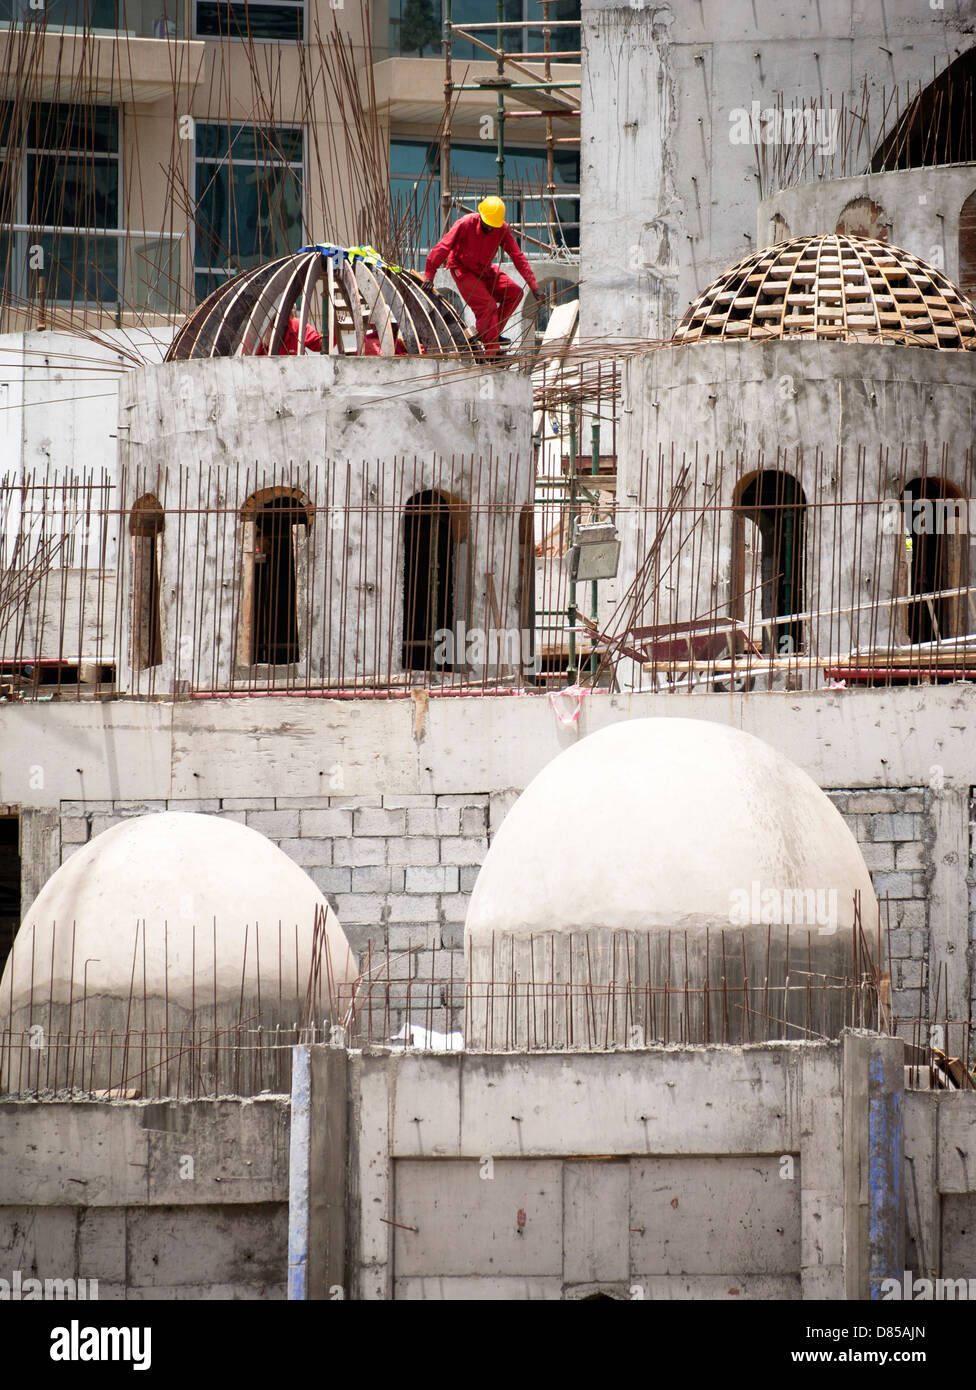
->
xmin=466 ymin=717 xmax=877 ymax=940
xmin=1 ymin=811 xmax=356 ymax=1015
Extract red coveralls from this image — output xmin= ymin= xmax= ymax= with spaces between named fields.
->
xmin=363 ymin=328 xmax=409 ymax=356
xmin=256 ymin=317 xmax=323 ymax=354
xmin=424 ymin=213 xmax=538 ymax=354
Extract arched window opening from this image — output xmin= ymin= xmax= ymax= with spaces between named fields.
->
xmin=770 ymin=213 xmax=791 ymax=243
xmin=835 ymin=197 xmax=889 ymax=241
xmin=517 ymin=504 xmax=536 ymax=672
xmin=242 ymin=490 xmax=313 ymax=666
xmin=129 ymin=495 xmax=164 ymax=670
xmin=402 ymin=490 xmax=466 ymax=672
xmin=733 ymin=472 xmax=807 ymax=657
xmin=959 ymin=189 xmax=976 ymax=301
xmin=898 ymin=477 xmax=967 ymax=644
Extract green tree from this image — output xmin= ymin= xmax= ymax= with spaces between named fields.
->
xmin=399 ymin=0 xmax=441 ymax=57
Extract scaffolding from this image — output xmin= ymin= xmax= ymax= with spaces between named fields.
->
xmin=439 ymin=1 xmax=581 ymax=260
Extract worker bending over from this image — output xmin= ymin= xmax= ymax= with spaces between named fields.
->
xmin=424 ymin=196 xmax=544 ymax=357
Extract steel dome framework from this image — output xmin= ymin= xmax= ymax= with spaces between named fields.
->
xmin=166 ymin=245 xmax=474 ymax=361
xmin=673 ymin=234 xmax=976 ymax=349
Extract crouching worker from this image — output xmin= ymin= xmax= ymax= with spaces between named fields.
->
xmin=424 ymin=196 xmax=544 ymax=357
xmin=256 ymin=317 xmax=323 ymax=355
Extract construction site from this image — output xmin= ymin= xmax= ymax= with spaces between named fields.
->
xmin=0 ymin=0 xmax=975 ymax=1313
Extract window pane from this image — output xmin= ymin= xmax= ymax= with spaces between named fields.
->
xmin=196 ymin=121 xmax=302 ymax=163
xmin=28 ymin=155 xmax=119 ymax=228
xmin=196 ymin=0 xmax=303 ymax=41
xmin=390 ymin=138 xmax=578 ymax=258
xmin=42 ymin=232 xmax=120 ymax=304
xmin=194 ymin=122 xmax=304 ymax=301
xmin=0 ymin=0 xmax=120 ymax=27
xmin=1 ymin=102 xmax=119 ymax=153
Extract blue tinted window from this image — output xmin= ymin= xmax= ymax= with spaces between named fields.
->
xmin=195 ymin=0 xmax=304 ymax=40
xmin=0 ymin=103 xmax=121 ymax=305
xmin=388 ymin=0 xmax=578 ymax=60
xmin=194 ymin=122 xmax=304 ymax=302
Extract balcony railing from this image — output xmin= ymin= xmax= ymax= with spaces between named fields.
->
xmin=0 ymin=226 xmax=183 ymax=315
xmin=0 ymin=0 xmax=184 ymax=39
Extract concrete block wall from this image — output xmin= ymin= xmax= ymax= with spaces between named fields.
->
xmin=826 ymin=790 xmax=933 ymax=1020
xmin=0 ymin=1098 xmax=290 ymax=1299
xmin=56 ymin=792 xmax=498 ymax=1038
xmin=52 ymin=782 xmax=947 ymax=1041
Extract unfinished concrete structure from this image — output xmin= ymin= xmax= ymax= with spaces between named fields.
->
xmin=579 ymin=0 xmax=976 ymax=342
xmin=116 ymin=353 xmax=533 ymax=695
xmin=0 ymin=812 xmax=357 ymax=1095
xmin=611 ymin=236 xmax=976 ymax=693
xmin=4 ymin=0 xmax=976 ymax=1305
xmin=464 ymin=717 xmax=881 ymax=1049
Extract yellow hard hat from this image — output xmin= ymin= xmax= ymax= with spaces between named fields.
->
xmin=478 ymin=196 xmax=506 ymax=228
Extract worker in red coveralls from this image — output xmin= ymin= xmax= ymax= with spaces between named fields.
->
xmin=256 ymin=317 xmax=323 ymax=355
xmin=363 ymin=317 xmax=410 ymax=355
xmin=424 ymin=196 xmax=544 ymax=357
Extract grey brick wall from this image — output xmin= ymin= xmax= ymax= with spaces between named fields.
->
xmin=57 ymin=784 xmax=944 ymax=1040
xmin=57 ymin=793 xmax=491 ymax=1036
xmin=826 ymin=789 xmax=932 ymax=1022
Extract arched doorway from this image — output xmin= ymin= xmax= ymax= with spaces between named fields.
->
xmin=129 ymin=495 xmax=164 ymax=670
xmin=732 ymin=471 xmax=807 ymax=657
xmin=898 ymin=477 xmax=967 ymax=644
xmin=241 ymin=489 xmax=314 ymax=666
xmin=401 ymin=490 xmax=467 ymax=672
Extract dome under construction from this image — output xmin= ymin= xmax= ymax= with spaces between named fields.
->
xmin=166 ymin=245 xmax=474 ymax=360
xmin=672 ymin=234 xmax=976 ymax=349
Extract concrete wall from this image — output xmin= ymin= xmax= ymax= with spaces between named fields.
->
xmin=2 ymin=685 xmax=974 ymax=1034
xmin=616 ymin=341 xmax=976 ymax=687
xmin=117 ymin=355 xmax=533 ymax=694
xmin=904 ymin=1089 xmax=976 ymax=1284
xmin=759 ymin=166 xmax=976 ymax=286
xmin=0 ymin=1097 xmax=290 ymax=1299
xmin=579 ymin=0 xmax=976 ymax=341
xmin=340 ymin=1035 xmax=903 ymax=1300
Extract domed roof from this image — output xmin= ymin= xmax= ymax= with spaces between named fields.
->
xmin=465 ymin=718 xmax=877 ymax=941
xmin=672 ymin=234 xmax=976 ymax=349
xmin=166 ymin=245 xmax=474 ymax=361
xmin=1 ymin=811 xmax=356 ymax=1009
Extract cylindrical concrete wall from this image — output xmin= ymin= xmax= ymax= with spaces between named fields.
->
xmin=615 ymin=340 xmax=976 ymax=691
xmin=117 ymin=356 xmax=534 ymax=694
xmin=759 ymin=166 xmax=976 ymax=293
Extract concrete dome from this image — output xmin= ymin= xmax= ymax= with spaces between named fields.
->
xmin=467 ymin=717 xmax=875 ymax=938
xmin=0 ymin=812 xmax=357 ymax=1092
xmin=672 ymin=234 xmax=976 ymax=349
xmin=465 ymin=718 xmax=881 ymax=1048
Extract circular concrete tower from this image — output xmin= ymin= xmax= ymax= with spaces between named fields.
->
xmin=464 ymin=718 xmax=882 ymax=1049
xmin=616 ymin=235 xmax=976 ymax=693
xmin=0 ymin=812 xmax=357 ymax=1094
